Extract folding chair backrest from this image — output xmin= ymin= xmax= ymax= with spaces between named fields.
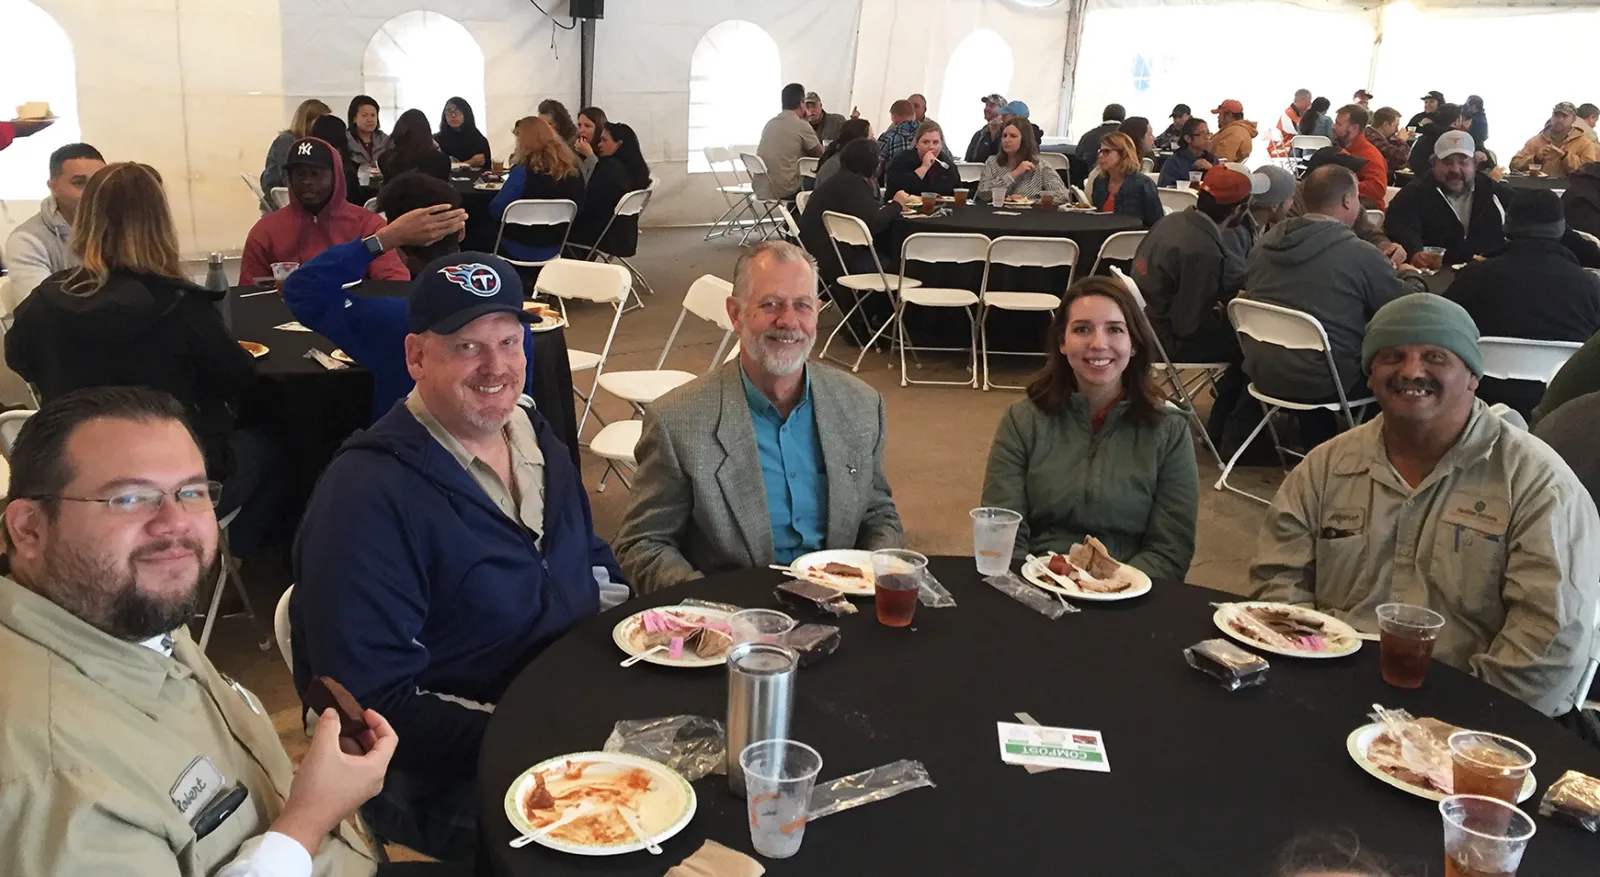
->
xmin=956 ymin=162 xmax=984 ymax=183
xmin=1108 ymin=265 xmax=1146 ymax=308
xmin=1290 ymin=135 xmax=1332 ymax=151
xmin=1385 ymin=185 xmax=1401 ymax=204
xmin=269 ymin=187 xmax=290 ymax=209
xmin=795 ymin=190 xmax=811 ymax=214
xmin=1228 ymin=298 xmax=1332 ymax=353
xmin=615 ymin=188 xmax=651 ymax=218
xmin=902 ymin=233 xmax=990 ymax=271
xmin=363 ymin=197 xmax=380 ymax=212
xmin=822 ymin=210 xmax=875 ymax=249
xmin=1364 ymin=209 xmax=1385 ymax=227
xmin=240 ymin=172 xmax=266 ymax=202
xmin=798 ymin=157 xmax=819 ymax=179
xmin=534 ymin=258 xmax=631 ymax=304
xmin=704 ymin=146 xmax=729 ymax=166
xmin=682 ymin=275 xmax=735 ymax=330
xmin=988 ymin=236 xmax=1079 ymax=271
xmin=1141 ymin=157 xmax=1155 ymax=173
xmin=1095 ymin=230 xmax=1147 ymax=264
xmin=740 ymin=152 xmax=774 ymax=201
xmin=0 ymin=408 xmax=35 ymax=457
xmin=504 ymin=198 xmax=577 ymax=227
xmin=1477 ymin=336 xmax=1582 ymax=383
xmin=1039 ymin=152 xmax=1069 ymax=171
xmin=1158 ymin=189 xmax=1198 ymax=215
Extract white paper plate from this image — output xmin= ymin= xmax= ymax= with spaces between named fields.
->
xmin=1345 ymin=723 xmax=1535 ymax=803
xmin=1213 ymin=601 xmax=1362 ymax=659
xmin=611 ymin=605 xmax=734 ymax=668
xmin=474 ymin=182 xmax=504 ymax=190
xmin=503 ymin=751 xmax=696 ymax=856
xmin=1020 ymin=553 xmax=1151 ymax=602
xmin=530 ymin=315 xmax=568 ymax=333
xmin=790 ymin=548 xmax=876 ymax=596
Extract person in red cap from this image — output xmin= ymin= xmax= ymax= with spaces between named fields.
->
xmin=1210 ymin=100 xmax=1258 ymax=163
xmin=1132 ymin=165 xmax=1259 ymax=449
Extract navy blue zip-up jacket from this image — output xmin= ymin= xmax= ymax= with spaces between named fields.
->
xmin=282 ymin=238 xmax=540 ymax=424
xmin=289 ymin=398 xmax=624 ymax=774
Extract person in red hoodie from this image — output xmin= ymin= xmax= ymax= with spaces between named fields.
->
xmin=240 ymin=136 xmax=407 ymax=284
xmin=1333 ymin=103 xmax=1389 ymax=210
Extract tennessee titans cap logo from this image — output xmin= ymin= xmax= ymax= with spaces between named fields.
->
xmin=438 ymin=263 xmax=502 ymax=297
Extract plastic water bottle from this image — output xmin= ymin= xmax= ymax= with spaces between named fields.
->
xmin=205 ymin=253 xmax=232 ymax=331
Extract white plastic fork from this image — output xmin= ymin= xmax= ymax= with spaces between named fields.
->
xmin=616 ymin=805 xmax=661 ymax=854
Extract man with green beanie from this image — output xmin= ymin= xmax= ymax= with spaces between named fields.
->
xmin=1250 ymin=294 xmax=1600 ymax=723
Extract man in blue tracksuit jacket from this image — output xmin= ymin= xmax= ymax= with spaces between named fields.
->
xmin=281 ymin=170 xmax=541 ymax=423
xmin=289 ymin=249 xmax=628 ymax=863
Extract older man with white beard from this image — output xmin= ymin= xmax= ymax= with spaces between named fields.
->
xmin=616 ymin=240 xmax=904 ymax=593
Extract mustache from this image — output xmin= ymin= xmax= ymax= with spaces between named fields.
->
xmin=1386 ymin=377 xmax=1442 ymax=394
xmin=132 ymin=537 xmax=205 ymax=562
xmin=763 ymin=330 xmax=811 ymax=343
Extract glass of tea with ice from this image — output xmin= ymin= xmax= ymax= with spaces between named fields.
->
xmin=1448 ymin=731 xmax=1535 ymax=803
xmin=1376 ymin=602 xmax=1445 ymax=688
xmin=870 ymin=549 xmax=926 ymax=628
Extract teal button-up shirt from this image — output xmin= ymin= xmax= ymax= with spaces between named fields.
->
xmin=741 ymin=366 xmax=827 ymax=563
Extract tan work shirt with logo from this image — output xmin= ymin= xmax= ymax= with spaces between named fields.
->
xmin=407 ymin=389 xmax=546 ymax=546
xmin=0 ymin=575 xmax=376 ymax=877
xmin=1250 ymin=401 xmax=1600 ymax=716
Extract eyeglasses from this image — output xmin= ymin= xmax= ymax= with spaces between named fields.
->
xmin=27 ymin=481 xmax=224 ymax=515
xmin=1097 ymin=148 xmax=1117 ymax=156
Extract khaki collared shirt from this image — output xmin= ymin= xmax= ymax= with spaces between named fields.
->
xmin=406 ymin=389 xmax=546 ymax=546
xmin=0 ymin=575 xmax=376 ymax=877
xmin=1250 ymin=401 xmax=1600 ymax=716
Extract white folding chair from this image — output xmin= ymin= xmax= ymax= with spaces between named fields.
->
xmin=1140 ymin=156 xmax=1155 ymax=174
xmin=274 ymin=585 xmax=294 ymax=673
xmin=955 ymin=162 xmax=984 ymax=184
xmin=774 ymin=203 xmax=803 ymax=245
xmin=1580 ymin=601 xmax=1600 ymax=716
xmin=894 ymin=233 xmax=988 ymax=388
xmin=1364 ymin=209 xmax=1385 ymax=227
xmin=241 ymin=172 xmax=272 ymax=212
xmin=1385 ymin=185 xmax=1401 ymax=204
xmin=493 ymin=198 xmax=577 ymax=271
xmin=0 ymin=408 xmax=34 ymax=457
xmin=269 ymin=187 xmax=290 ymax=209
xmin=817 ymin=211 xmax=923 ymax=372
xmin=1039 ymin=152 xmax=1070 ymax=171
xmin=589 ymin=275 xmax=736 ymax=490
xmin=703 ymin=146 xmax=757 ymax=240
xmin=1216 ymin=298 xmax=1377 ymax=503
xmin=1110 ymin=266 xmax=1226 ymax=468
xmin=569 ymin=187 xmax=654 ymax=309
xmin=1477 ymin=336 xmax=1583 ymax=384
xmin=363 ymin=197 xmax=380 ymax=212
xmin=1090 ymin=230 xmax=1147 ymax=276
xmin=738 ymin=152 xmax=786 ymax=243
xmin=1158 ymin=188 xmax=1198 ymax=216
xmin=979 ymin=236 xmax=1076 ymax=390
xmin=798 ymin=157 xmax=819 ymax=182
xmin=795 ymin=190 xmax=811 ymax=215
xmin=534 ymin=259 xmax=633 ymax=438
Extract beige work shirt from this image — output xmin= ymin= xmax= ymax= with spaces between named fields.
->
xmin=1250 ymin=401 xmax=1600 ymax=716
xmin=406 ymin=389 xmax=546 ymax=546
xmin=0 ymin=575 xmax=376 ymax=877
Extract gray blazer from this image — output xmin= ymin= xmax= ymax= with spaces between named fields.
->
xmin=615 ymin=361 xmax=903 ymax=593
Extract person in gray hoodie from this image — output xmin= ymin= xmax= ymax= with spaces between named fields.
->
xmin=2 ymin=143 xmax=104 ymax=314
xmin=1241 ymin=165 xmax=1405 ymax=410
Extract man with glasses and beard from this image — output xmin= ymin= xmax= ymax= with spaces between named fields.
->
xmin=616 ymin=240 xmax=903 ymax=594
xmin=0 ymin=387 xmax=402 ymax=877
xmin=290 ymin=253 xmax=626 ymax=863
xmin=1250 ymin=295 xmax=1600 ymax=726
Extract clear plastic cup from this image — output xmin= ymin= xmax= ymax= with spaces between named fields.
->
xmin=989 ymin=187 xmax=1008 ymax=207
xmin=1189 ymin=170 xmax=1203 ymax=186
xmin=729 ymin=609 xmax=795 ymax=648
xmin=1175 ymin=180 xmax=1191 ymax=190
xmin=270 ymin=261 xmax=299 ymax=288
xmin=1439 ymin=795 xmax=1536 ymax=877
xmin=1448 ymin=731 xmax=1536 ymax=803
xmin=870 ymin=549 xmax=926 ymax=628
xmin=970 ymin=508 xmax=1022 ymax=576
xmin=1421 ymin=246 xmax=1447 ymax=270
xmin=1376 ymin=602 xmax=1446 ymax=688
xmin=741 ymin=739 xmax=822 ymax=859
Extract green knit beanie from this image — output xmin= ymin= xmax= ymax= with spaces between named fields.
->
xmin=1361 ymin=293 xmax=1483 ymax=377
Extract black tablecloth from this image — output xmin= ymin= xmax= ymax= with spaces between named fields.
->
xmin=478 ymin=559 xmax=1600 ymax=877
xmin=1500 ymin=174 xmax=1570 ymax=193
xmin=232 ymin=280 xmax=578 ymax=533
xmin=888 ymin=204 xmax=1142 ymax=257
xmin=451 ymin=176 xmax=503 ymax=253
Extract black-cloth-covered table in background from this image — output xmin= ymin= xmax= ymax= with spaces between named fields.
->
xmin=451 ymin=175 xmax=503 ymax=253
xmin=1500 ymin=174 xmax=1570 ymax=194
xmin=231 ymin=280 xmax=578 ymax=536
xmin=478 ymin=558 xmax=1600 ymax=877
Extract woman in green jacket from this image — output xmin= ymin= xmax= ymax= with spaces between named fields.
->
xmin=981 ymin=276 xmax=1199 ymax=580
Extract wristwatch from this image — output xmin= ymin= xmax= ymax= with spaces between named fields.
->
xmin=362 ymin=233 xmax=384 ymax=256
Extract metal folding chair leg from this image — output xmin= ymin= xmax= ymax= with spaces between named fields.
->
xmin=197 ymin=526 xmax=269 ymax=653
xmin=1213 ymin=405 xmax=1278 ymax=505
xmin=818 ymin=290 xmax=880 ymax=366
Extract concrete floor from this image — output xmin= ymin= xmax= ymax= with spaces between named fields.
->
xmin=197 ymin=226 xmax=1291 ymax=839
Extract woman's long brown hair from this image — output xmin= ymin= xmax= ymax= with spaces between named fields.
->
xmin=63 ymin=162 xmax=184 ymax=296
xmin=512 ymin=116 xmax=579 ymax=180
xmin=1024 ymin=275 xmax=1160 ymax=424
xmin=998 ymin=118 xmax=1040 ymax=170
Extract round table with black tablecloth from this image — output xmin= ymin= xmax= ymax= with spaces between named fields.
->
xmin=451 ymin=175 xmax=504 ymax=253
xmin=1500 ymin=174 xmax=1569 ymax=194
xmin=230 ymin=280 xmax=578 ymax=537
xmin=479 ymin=558 xmax=1600 ymax=877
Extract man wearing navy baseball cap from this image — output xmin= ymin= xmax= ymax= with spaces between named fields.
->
xmin=290 ymin=245 xmax=627 ymax=861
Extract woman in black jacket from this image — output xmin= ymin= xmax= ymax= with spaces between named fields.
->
xmin=5 ymin=162 xmax=280 ymax=556
xmin=436 ymin=96 xmax=491 ymax=168
xmin=378 ymin=109 xmax=450 ymax=181
xmin=883 ymin=121 xmax=961 ymax=201
xmin=570 ymin=122 xmax=651 ymax=256
xmin=800 ymin=140 xmax=910 ymax=281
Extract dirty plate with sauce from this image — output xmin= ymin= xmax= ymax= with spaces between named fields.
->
xmin=503 ymin=751 xmax=696 ymax=856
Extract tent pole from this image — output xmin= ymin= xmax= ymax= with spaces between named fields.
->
xmin=1056 ymin=0 xmax=1090 ymax=138
xmin=580 ymin=17 xmax=596 ymax=108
